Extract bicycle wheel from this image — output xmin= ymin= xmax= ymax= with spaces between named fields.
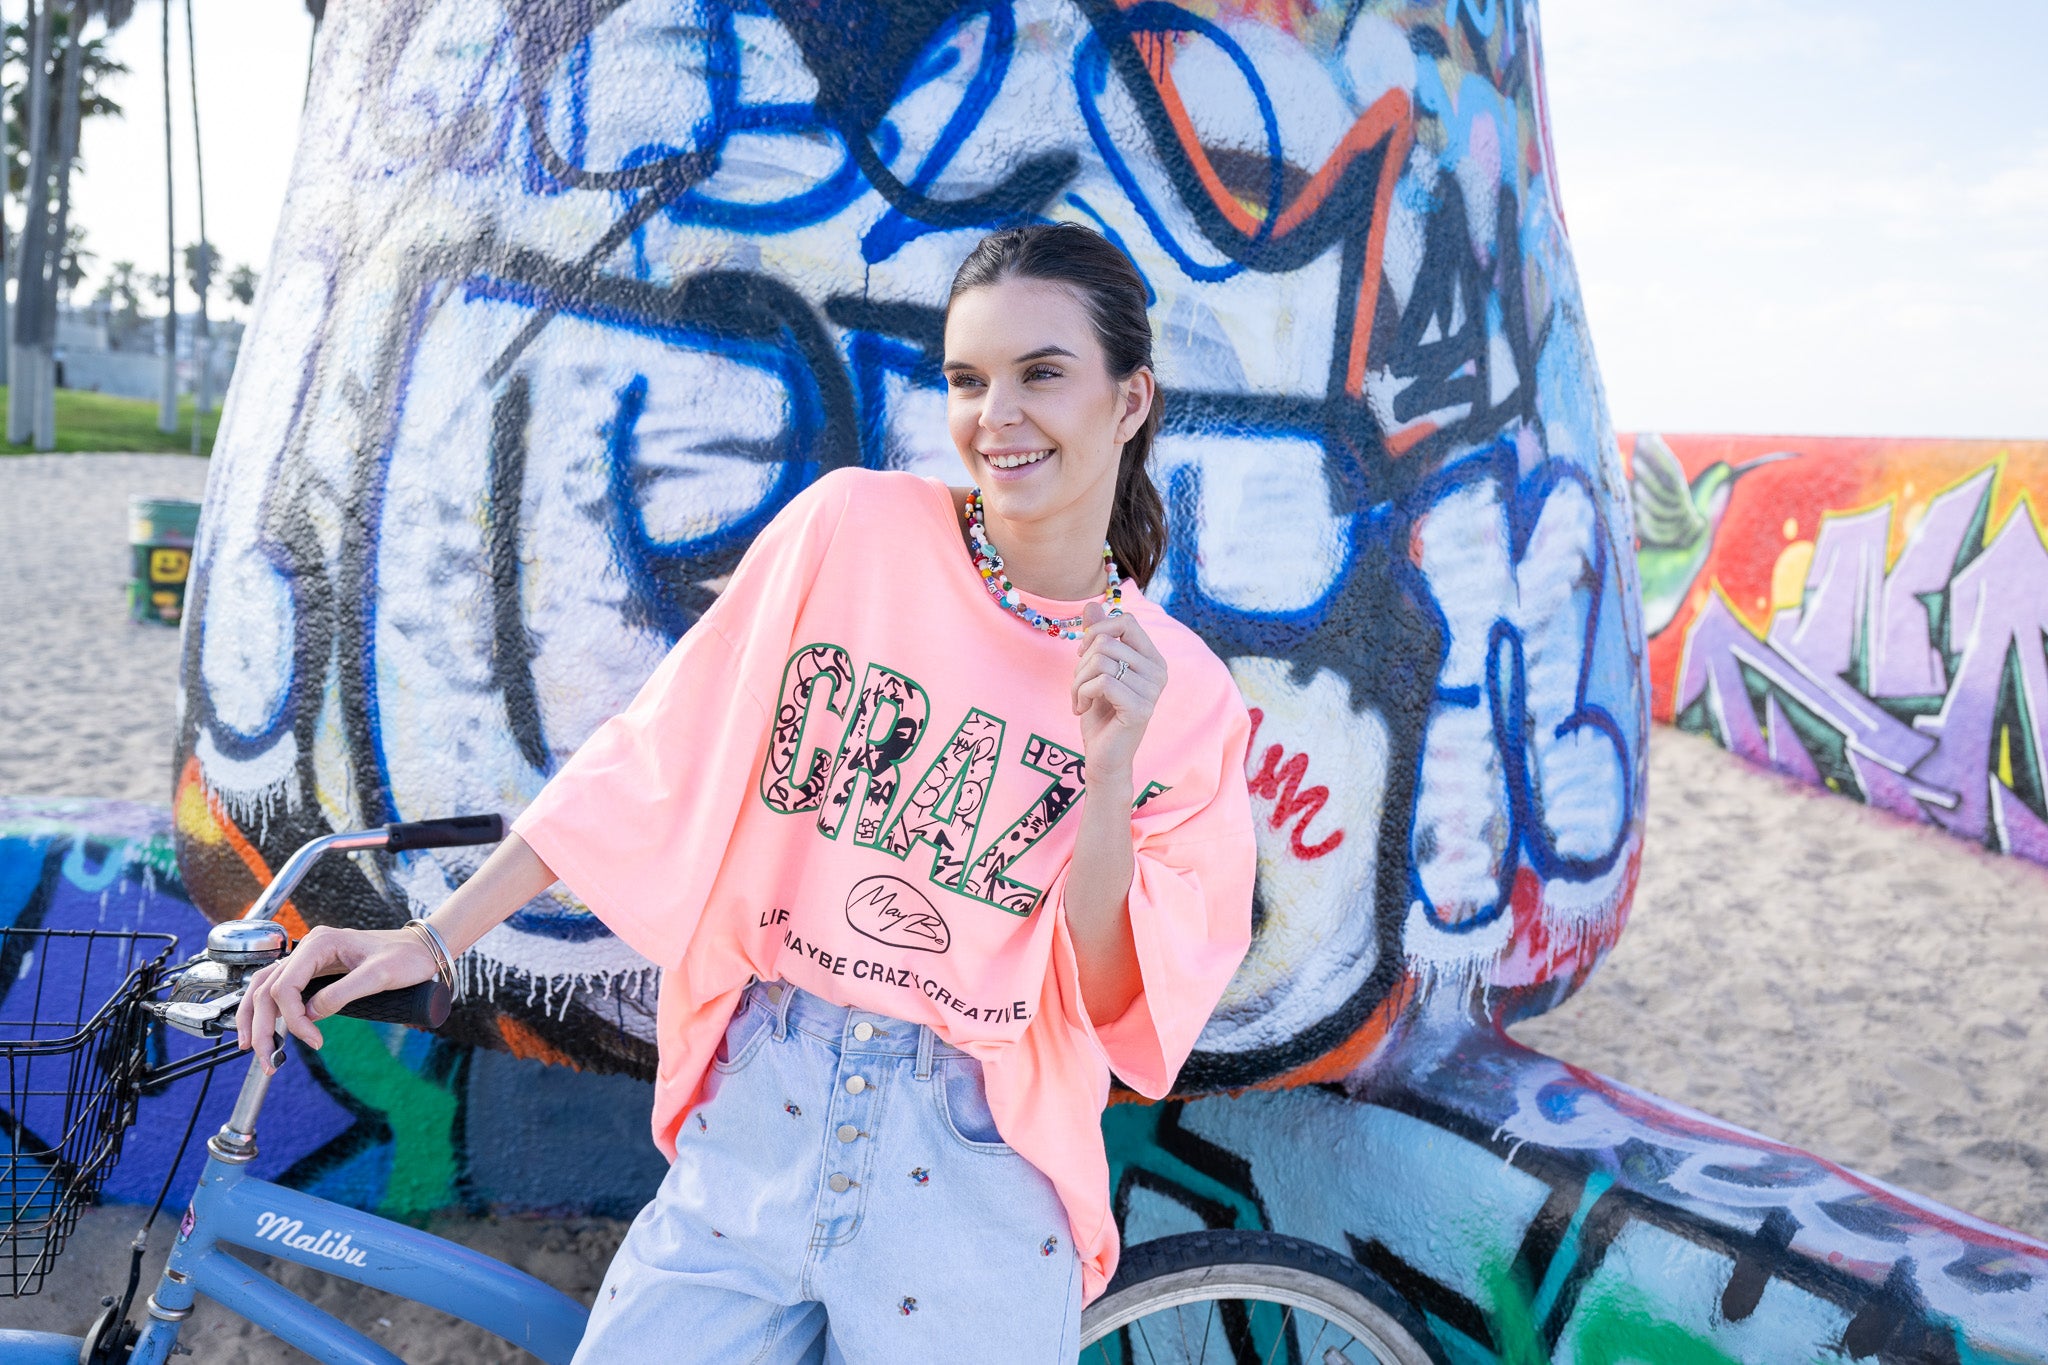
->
xmin=1080 ymin=1230 xmax=1440 ymax=1365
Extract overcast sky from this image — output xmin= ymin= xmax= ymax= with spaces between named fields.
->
xmin=61 ymin=0 xmax=2048 ymax=441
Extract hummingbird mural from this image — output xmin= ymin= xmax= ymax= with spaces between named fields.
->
xmin=1631 ymin=433 xmax=1800 ymax=637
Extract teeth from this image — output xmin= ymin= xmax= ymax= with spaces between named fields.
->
xmin=988 ymin=450 xmax=1051 ymax=470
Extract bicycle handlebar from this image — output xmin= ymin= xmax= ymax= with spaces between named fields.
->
xmin=243 ymin=812 xmax=504 ymax=923
xmin=385 ymin=813 xmax=505 ymax=851
xmin=307 ymin=976 xmax=453 ymax=1030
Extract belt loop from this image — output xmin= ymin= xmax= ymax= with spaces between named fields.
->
xmin=915 ymin=1025 xmax=935 ymax=1081
xmin=771 ymin=980 xmax=793 ymax=1041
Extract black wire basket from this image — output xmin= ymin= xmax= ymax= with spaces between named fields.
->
xmin=1 ymin=927 xmax=175 ymax=1297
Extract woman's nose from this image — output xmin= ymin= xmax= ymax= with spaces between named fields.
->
xmin=978 ymin=379 xmax=1023 ymax=432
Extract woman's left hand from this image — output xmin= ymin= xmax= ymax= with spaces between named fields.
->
xmin=1071 ymin=599 xmax=1167 ymax=780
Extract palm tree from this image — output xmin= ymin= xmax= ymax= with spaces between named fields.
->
xmin=37 ymin=0 xmax=88 ymax=447
xmin=0 ymin=7 xmax=123 ymax=392
xmin=3 ymin=13 xmax=125 ymax=195
xmin=8 ymin=0 xmax=56 ymax=445
xmin=184 ymin=0 xmax=210 ymax=445
xmin=57 ymin=223 xmax=90 ymax=297
xmin=226 ymin=262 xmax=257 ymax=310
xmin=92 ymin=256 xmax=143 ymax=340
xmin=156 ymin=0 xmax=174 ymax=433
xmin=4 ymin=0 xmax=130 ymax=446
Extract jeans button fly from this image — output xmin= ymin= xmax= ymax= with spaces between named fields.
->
xmin=845 ymin=1075 xmax=866 ymax=1095
xmin=852 ymin=1022 xmax=874 ymax=1042
xmin=837 ymin=1124 xmax=859 ymax=1142
xmin=829 ymin=1173 xmax=851 ymax=1193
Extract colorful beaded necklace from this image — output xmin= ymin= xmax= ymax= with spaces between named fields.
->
xmin=964 ymin=487 xmax=1122 ymax=640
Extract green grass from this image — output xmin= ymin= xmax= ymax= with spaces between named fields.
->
xmin=0 ymin=385 xmax=219 ymax=456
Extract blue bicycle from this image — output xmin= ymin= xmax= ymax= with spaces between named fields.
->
xmin=1 ymin=819 xmax=1434 ymax=1364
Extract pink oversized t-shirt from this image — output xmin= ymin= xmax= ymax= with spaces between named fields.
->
xmin=512 ymin=468 xmax=1254 ymax=1303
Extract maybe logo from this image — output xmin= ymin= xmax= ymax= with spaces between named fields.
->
xmin=844 ymin=876 xmax=950 ymax=953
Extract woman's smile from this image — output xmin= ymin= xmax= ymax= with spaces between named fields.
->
xmin=982 ymin=447 xmax=1055 ymax=477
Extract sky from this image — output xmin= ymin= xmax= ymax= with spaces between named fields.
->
xmin=54 ymin=0 xmax=2048 ymax=441
xmin=67 ymin=0 xmax=312 ymax=317
xmin=1539 ymin=0 xmax=2048 ymax=440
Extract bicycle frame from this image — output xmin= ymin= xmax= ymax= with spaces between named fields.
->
xmin=3 ymin=1050 xmax=589 ymax=1365
xmin=0 ymin=817 xmax=589 ymax=1364
xmin=138 ymin=1079 xmax=588 ymax=1363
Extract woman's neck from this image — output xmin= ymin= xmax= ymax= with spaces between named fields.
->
xmin=954 ymin=488 xmax=1112 ymax=600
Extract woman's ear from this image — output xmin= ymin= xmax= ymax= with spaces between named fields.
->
xmin=1116 ymin=368 xmax=1156 ymax=444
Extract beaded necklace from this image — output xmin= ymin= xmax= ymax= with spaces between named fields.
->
xmin=964 ymin=487 xmax=1122 ymax=640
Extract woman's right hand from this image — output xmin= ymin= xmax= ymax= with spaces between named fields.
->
xmin=233 ymin=924 xmax=440 ymax=1073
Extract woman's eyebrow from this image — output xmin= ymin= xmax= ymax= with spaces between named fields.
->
xmin=940 ymin=344 xmax=1079 ymax=374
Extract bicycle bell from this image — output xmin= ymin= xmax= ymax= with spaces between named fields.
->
xmin=207 ymin=919 xmax=290 ymax=965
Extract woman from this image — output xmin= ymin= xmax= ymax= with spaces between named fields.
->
xmin=237 ymin=223 xmax=1256 ymax=1361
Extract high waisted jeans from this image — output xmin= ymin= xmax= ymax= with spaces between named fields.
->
xmin=573 ymin=978 xmax=1082 ymax=1363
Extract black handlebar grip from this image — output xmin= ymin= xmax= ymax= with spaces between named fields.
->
xmin=308 ymin=976 xmax=453 ymax=1030
xmin=384 ymin=813 xmax=504 ymax=851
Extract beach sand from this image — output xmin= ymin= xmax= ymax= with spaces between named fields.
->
xmin=1516 ymin=729 xmax=2048 ymax=1240
xmin=0 ymin=455 xmax=210 ymax=806
xmin=5 ymin=453 xmax=2044 ymax=1357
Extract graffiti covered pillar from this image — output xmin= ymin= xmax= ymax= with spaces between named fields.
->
xmin=178 ymin=0 xmax=1644 ymax=1091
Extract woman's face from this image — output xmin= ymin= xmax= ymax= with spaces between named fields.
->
xmin=943 ymin=276 xmax=1152 ymax=537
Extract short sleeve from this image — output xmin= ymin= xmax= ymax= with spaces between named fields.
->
xmin=1045 ymin=668 xmax=1255 ymax=1099
xmin=511 ymin=471 xmax=855 ymax=966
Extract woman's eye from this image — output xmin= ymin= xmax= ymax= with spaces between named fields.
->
xmin=947 ymin=373 xmax=984 ymax=391
xmin=1025 ymin=366 xmax=1061 ymax=382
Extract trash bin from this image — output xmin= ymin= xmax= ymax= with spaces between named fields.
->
xmin=129 ymin=497 xmax=201 ymax=626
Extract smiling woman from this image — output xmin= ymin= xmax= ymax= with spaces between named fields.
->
xmin=943 ymin=223 xmax=1167 ymax=601
xmin=235 ymin=225 xmax=1261 ymax=1351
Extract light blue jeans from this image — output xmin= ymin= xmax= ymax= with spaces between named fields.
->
xmin=574 ymin=978 xmax=1082 ymax=1363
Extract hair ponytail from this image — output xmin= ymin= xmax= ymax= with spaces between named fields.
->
xmin=1107 ymin=392 xmax=1166 ymax=588
xmin=948 ymin=223 xmax=1168 ymax=587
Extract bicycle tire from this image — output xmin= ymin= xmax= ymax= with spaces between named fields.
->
xmin=1080 ymin=1229 xmax=1441 ymax=1364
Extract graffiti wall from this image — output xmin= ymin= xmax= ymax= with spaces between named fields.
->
xmin=12 ymin=803 xmax=2048 ymax=1357
xmin=1109 ymin=1024 xmax=2048 ymax=1363
xmin=175 ymin=0 xmax=1645 ymax=1086
xmin=0 ymin=801 xmax=666 ymax=1222
xmin=1634 ymin=433 xmax=2048 ymax=864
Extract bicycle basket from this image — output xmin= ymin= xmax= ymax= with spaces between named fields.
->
xmin=1 ymin=927 xmax=175 ymax=1297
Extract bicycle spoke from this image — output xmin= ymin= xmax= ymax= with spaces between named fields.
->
xmin=1198 ymin=1290 xmax=1216 ymax=1364
xmin=1260 ymin=1303 xmax=1294 ymax=1365
xmin=1303 ymin=1314 xmax=1329 ymax=1362
xmin=1134 ymin=1311 xmax=1158 ymax=1364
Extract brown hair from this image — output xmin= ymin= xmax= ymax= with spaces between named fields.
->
xmin=947 ymin=223 xmax=1168 ymax=588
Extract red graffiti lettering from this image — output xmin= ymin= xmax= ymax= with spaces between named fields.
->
xmin=1244 ymin=708 xmax=1345 ymax=860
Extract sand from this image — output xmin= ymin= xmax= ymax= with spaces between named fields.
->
xmin=0 ymin=454 xmax=210 ymax=806
xmin=4 ymin=453 xmax=2045 ymax=1358
xmin=1516 ymin=729 xmax=2048 ymax=1238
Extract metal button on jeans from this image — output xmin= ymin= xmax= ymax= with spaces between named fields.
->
xmin=837 ymin=1124 xmax=859 ymax=1142
xmin=845 ymin=1075 xmax=866 ymax=1095
xmin=828 ymin=1174 xmax=851 ymax=1193
xmin=852 ymin=1022 xmax=874 ymax=1042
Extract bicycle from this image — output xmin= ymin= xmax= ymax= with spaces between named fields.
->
xmin=1 ymin=819 xmax=1439 ymax=1364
